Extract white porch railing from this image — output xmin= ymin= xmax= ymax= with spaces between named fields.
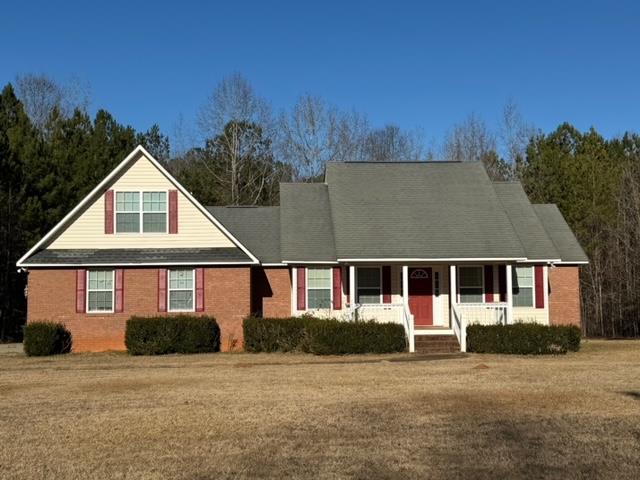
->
xmin=403 ymin=304 xmax=415 ymax=353
xmin=457 ymin=303 xmax=508 ymax=326
xmin=452 ymin=303 xmax=508 ymax=353
xmin=350 ymin=303 xmax=414 ymax=353
xmin=353 ymin=303 xmax=404 ymax=324
xmin=452 ymin=304 xmax=465 ymax=352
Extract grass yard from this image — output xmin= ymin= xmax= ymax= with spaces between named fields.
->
xmin=0 ymin=340 xmax=639 ymax=480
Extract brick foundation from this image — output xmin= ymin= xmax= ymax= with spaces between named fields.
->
xmin=548 ymin=266 xmax=582 ymax=328
xmin=27 ymin=267 xmax=251 ymax=352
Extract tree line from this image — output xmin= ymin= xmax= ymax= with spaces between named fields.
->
xmin=0 ymin=73 xmax=638 ymax=339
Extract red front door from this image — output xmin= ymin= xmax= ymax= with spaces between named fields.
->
xmin=409 ymin=267 xmax=433 ymax=327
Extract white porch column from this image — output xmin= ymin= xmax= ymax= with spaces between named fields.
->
xmin=402 ymin=266 xmax=409 ymax=309
xmin=349 ymin=265 xmax=356 ymax=319
xmin=449 ymin=264 xmax=466 ymax=352
xmin=401 ymin=265 xmax=414 ymax=353
xmin=506 ymin=264 xmax=514 ymax=324
xmin=449 ymin=264 xmax=457 ymax=312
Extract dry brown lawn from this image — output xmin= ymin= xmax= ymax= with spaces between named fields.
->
xmin=0 ymin=340 xmax=639 ymax=480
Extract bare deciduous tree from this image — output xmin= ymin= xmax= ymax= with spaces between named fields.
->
xmin=196 ymin=73 xmax=277 ymax=204
xmin=15 ymin=73 xmax=90 ymax=131
xmin=499 ymin=99 xmax=536 ymax=165
xmin=443 ymin=112 xmax=515 ymax=180
xmin=278 ymin=94 xmax=368 ymax=180
xmin=443 ymin=112 xmax=497 ymax=163
xmin=360 ymin=124 xmax=424 ymax=162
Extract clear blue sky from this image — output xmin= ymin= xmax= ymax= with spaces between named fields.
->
xmin=2 ymin=0 xmax=639 ymax=148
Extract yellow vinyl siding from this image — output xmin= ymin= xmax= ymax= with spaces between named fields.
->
xmin=49 ymin=152 xmax=235 ymax=249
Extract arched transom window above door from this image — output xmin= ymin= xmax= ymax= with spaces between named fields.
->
xmin=410 ymin=269 xmax=429 ymax=279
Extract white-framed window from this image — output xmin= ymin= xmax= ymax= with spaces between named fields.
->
xmin=357 ymin=267 xmax=381 ymax=304
xmin=115 ymin=192 xmax=140 ymax=233
xmin=512 ymin=266 xmax=534 ymax=307
xmin=458 ymin=266 xmax=483 ymax=303
xmin=115 ymin=191 xmax=167 ymax=233
xmin=87 ymin=270 xmax=114 ymax=313
xmin=307 ymin=268 xmax=332 ymax=309
xmin=143 ymin=192 xmax=167 ymax=232
xmin=168 ymin=269 xmax=195 ymax=312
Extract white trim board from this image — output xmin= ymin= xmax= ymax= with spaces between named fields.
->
xmin=17 ymin=145 xmax=259 ymax=267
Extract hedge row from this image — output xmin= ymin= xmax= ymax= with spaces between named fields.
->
xmin=466 ymin=323 xmax=581 ymax=354
xmin=23 ymin=322 xmax=73 ymax=356
xmin=125 ymin=315 xmax=220 ymax=355
xmin=243 ymin=316 xmax=407 ymax=355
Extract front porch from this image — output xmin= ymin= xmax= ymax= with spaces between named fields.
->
xmin=345 ymin=264 xmax=515 ymax=353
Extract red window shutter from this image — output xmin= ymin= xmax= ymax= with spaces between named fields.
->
xmin=104 ymin=190 xmax=114 ymax=234
xmin=498 ymin=265 xmax=507 ymax=302
xmin=169 ymin=190 xmax=178 ymax=234
xmin=344 ymin=267 xmax=350 ymax=303
xmin=158 ymin=269 xmax=167 ymax=312
xmin=114 ymin=269 xmax=124 ymax=313
xmin=332 ymin=267 xmax=342 ymax=310
xmin=297 ymin=267 xmax=306 ymax=310
xmin=535 ymin=266 xmax=545 ymax=309
xmin=195 ymin=268 xmax=205 ymax=312
xmin=484 ymin=265 xmax=494 ymax=303
xmin=382 ymin=266 xmax=392 ymax=304
xmin=76 ymin=269 xmax=86 ymax=313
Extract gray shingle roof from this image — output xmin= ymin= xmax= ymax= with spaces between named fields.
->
xmin=22 ymin=247 xmax=252 ymax=265
xmin=493 ymin=182 xmax=560 ymax=261
xmin=207 ymin=206 xmax=281 ymax=263
xmin=533 ymin=204 xmax=589 ymax=263
xmin=324 ymin=161 xmax=527 ymax=259
xmin=279 ymin=183 xmax=336 ymax=262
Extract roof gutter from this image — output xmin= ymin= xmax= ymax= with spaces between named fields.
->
xmin=20 ymin=261 xmax=257 ymax=268
xmin=336 ymin=257 xmax=529 ymax=263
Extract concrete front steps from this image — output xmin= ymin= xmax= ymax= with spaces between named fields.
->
xmin=414 ymin=335 xmax=461 ymax=354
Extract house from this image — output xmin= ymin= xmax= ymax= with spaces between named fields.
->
xmin=17 ymin=146 xmax=588 ymax=353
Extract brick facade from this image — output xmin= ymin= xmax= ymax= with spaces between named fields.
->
xmin=250 ymin=267 xmax=292 ymax=318
xmin=548 ymin=266 xmax=582 ymax=328
xmin=27 ymin=267 xmax=251 ymax=352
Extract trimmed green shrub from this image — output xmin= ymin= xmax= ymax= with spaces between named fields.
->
xmin=125 ymin=315 xmax=220 ymax=355
xmin=243 ymin=316 xmax=310 ymax=352
xmin=243 ymin=316 xmax=407 ymax=355
xmin=305 ymin=319 xmax=407 ymax=355
xmin=23 ymin=322 xmax=72 ymax=356
xmin=466 ymin=323 xmax=581 ymax=355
